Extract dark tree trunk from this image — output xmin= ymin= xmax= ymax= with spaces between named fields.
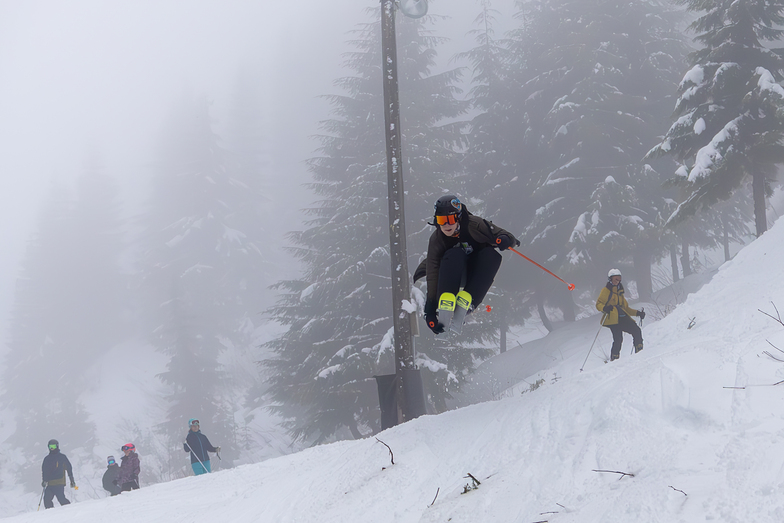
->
xmin=680 ymin=239 xmax=692 ymax=277
xmin=536 ymin=281 xmax=554 ymax=332
xmin=558 ymin=285 xmax=576 ymax=322
xmin=722 ymin=212 xmax=731 ymax=261
xmin=499 ymin=296 xmax=508 ymax=353
xmin=633 ymin=248 xmax=652 ymax=301
xmin=500 ymin=319 xmax=507 ymax=353
xmin=670 ymin=245 xmax=680 ymax=282
xmin=348 ymin=419 xmax=364 ymax=440
xmin=752 ymin=169 xmax=767 ymax=236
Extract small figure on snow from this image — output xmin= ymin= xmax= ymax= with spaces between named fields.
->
xmin=41 ymin=439 xmax=75 ymax=509
xmin=102 ymin=455 xmax=121 ymax=496
xmin=117 ymin=443 xmax=140 ymax=492
xmin=183 ymin=418 xmax=221 ymax=476
xmin=414 ymin=194 xmax=518 ymax=335
xmin=596 ymin=268 xmax=644 ymax=361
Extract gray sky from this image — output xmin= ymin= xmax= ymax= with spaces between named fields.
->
xmin=0 ymin=0 xmax=370 ymax=341
xmin=0 ymin=0 xmax=513 ymax=346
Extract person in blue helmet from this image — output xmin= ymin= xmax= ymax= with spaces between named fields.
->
xmin=183 ymin=418 xmax=221 ymax=475
xmin=102 ymin=455 xmax=122 ymax=496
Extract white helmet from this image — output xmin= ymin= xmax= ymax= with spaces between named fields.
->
xmin=608 ymin=268 xmax=622 ymax=278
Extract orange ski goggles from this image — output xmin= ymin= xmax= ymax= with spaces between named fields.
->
xmin=435 ymin=214 xmax=459 ymax=225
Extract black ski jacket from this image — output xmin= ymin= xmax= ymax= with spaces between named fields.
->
xmin=102 ymin=464 xmax=122 ymax=495
xmin=414 ymin=208 xmax=517 ymax=314
xmin=42 ymin=450 xmax=74 ymax=486
xmin=184 ymin=430 xmax=217 ymax=464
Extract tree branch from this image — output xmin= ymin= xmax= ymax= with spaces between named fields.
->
xmin=429 ymin=487 xmax=440 ymax=507
xmin=758 ymin=302 xmax=783 ymax=326
xmin=375 ymin=438 xmax=394 ymax=466
xmin=592 ymin=469 xmax=635 ymax=479
xmin=669 ymin=485 xmax=687 ymax=496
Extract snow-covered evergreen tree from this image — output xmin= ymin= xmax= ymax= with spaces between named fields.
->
xmin=138 ymin=96 xmax=269 ymax=469
xmin=504 ymin=0 xmax=688 ymax=311
xmin=2 ymin=162 xmax=126 ymax=488
xmin=648 ymin=0 xmax=784 ymax=237
xmin=264 ymin=10 xmax=476 ymax=443
xmin=455 ymin=1 xmax=533 ymax=350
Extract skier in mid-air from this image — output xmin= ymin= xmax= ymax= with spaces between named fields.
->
xmin=414 ymin=194 xmax=518 ymax=335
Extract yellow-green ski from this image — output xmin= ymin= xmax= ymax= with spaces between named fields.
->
xmin=436 ymin=292 xmax=456 ymax=338
xmin=438 ymin=292 xmax=456 ymax=312
xmin=450 ymin=290 xmax=473 ymax=334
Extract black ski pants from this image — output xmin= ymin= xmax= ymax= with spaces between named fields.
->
xmin=120 ymin=478 xmax=140 ymax=492
xmin=44 ymin=485 xmax=70 ymax=509
xmin=607 ymin=315 xmax=643 ymax=359
xmin=437 ymin=246 xmax=502 ymax=307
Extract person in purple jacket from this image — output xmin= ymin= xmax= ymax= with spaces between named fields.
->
xmin=116 ymin=443 xmax=140 ymax=492
xmin=183 ymin=418 xmax=220 ymax=475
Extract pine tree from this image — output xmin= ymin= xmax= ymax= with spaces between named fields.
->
xmin=139 ymin=97 xmax=263 ymax=469
xmin=648 ymin=0 xmax=784 ymax=237
xmin=2 ymin=162 xmax=125 ymax=488
xmin=454 ymin=1 xmax=533 ymax=351
xmin=264 ymin=11 xmax=474 ymax=443
xmin=500 ymin=0 xmax=688 ymax=314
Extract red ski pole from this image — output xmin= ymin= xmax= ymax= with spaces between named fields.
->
xmin=508 ymin=247 xmax=575 ymax=291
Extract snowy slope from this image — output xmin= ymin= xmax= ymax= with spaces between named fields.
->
xmin=5 ymin=217 xmax=784 ymax=522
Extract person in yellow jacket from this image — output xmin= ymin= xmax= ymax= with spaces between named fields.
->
xmin=595 ymin=268 xmax=645 ymax=361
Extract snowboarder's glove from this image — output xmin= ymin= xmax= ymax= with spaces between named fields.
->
xmin=425 ymin=312 xmax=445 ymax=334
xmin=42 ymin=481 xmax=47 ymax=488
xmin=603 ymin=304 xmax=613 ymax=313
xmin=495 ymin=235 xmax=513 ymax=251
xmin=70 ymin=480 xmax=76 ymax=488
xmin=637 ymin=310 xmax=645 ymax=320
xmin=215 ymin=446 xmax=221 ymax=453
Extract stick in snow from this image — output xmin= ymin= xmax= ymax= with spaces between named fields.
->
xmin=668 ymin=485 xmax=687 ymax=496
xmin=375 ymin=438 xmax=394 ymax=466
xmin=429 ymin=488 xmax=440 ymax=507
xmin=758 ymin=302 xmax=783 ymax=326
xmin=592 ymin=469 xmax=635 ymax=479
xmin=723 ymin=379 xmax=784 ymax=389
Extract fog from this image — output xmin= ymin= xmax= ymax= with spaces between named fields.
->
xmin=0 ymin=0 xmax=365 ymax=341
xmin=0 ymin=0 xmax=510 ymax=353
xmin=0 ymin=0 xmax=522 ymax=496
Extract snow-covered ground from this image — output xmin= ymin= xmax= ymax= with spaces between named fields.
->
xmin=4 ymin=217 xmax=784 ymax=522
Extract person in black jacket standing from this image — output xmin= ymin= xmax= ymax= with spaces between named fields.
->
xmin=183 ymin=418 xmax=220 ymax=475
xmin=102 ymin=455 xmax=121 ymax=496
xmin=41 ymin=439 xmax=75 ymax=509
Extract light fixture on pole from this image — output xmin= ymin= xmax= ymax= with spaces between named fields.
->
xmin=398 ymin=0 xmax=428 ymax=18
